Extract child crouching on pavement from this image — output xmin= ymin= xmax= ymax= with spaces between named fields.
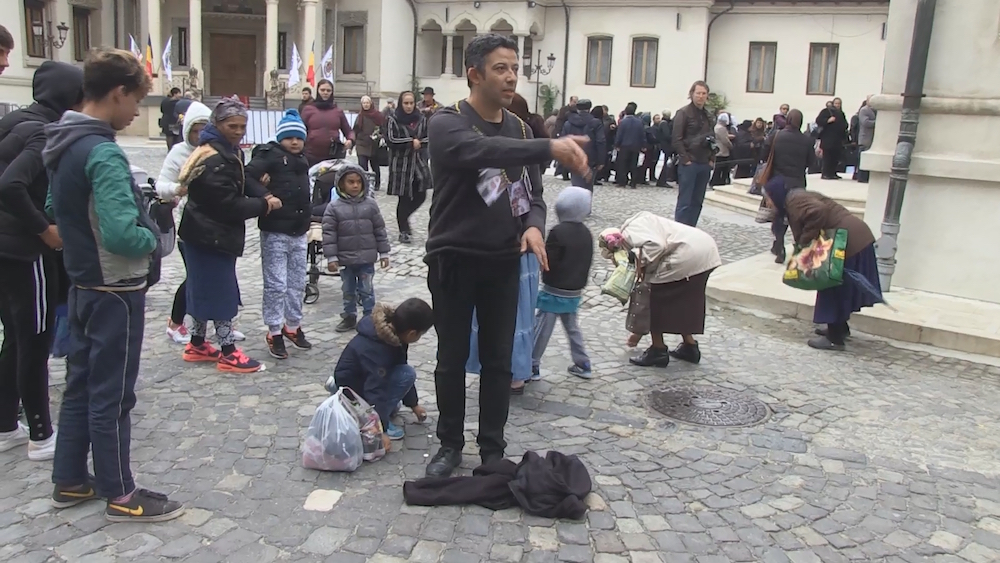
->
xmin=321 ymin=163 xmax=390 ymax=332
xmin=532 ymin=187 xmax=594 ymax=379
xmin=329 ymin=298 xmax=432 ymax=447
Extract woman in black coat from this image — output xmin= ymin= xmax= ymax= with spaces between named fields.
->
xmin=761 ymin=109 xmax=814 ymax=263
xmin=815 ymin=98 xmax=848 ymax=180
xmin=177 ymin=98 xmax=281 ymax=373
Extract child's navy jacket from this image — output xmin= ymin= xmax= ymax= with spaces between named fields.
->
xmin=334 ymin=303 xmax=418 ymax=423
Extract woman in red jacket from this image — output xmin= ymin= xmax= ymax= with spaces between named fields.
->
xmin=300 ymin=79 xmax=355 ymax=166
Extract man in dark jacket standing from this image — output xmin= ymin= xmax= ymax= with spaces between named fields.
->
xmin=671 ymin=81 xmax=715 ymax=226
xmin=0 ymin=61 xmax=82 ymax=461
xmin=159 ymin=87 xmax=182 ymax=149
xmin=816 ymin=97 xmax=848 ymax=179
xmin=655 ymin=110 xmax=674 ymax=186
xmin=560 ymin=99 xmax=604 ymax=190
xmin=424 ymin=34 xmax=589 ymax=478
xmin=614 ymin=102 xmax=644 ymax=188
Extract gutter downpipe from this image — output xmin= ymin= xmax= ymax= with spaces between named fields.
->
xmin=703 ymin=1 xmax=735 ymax=79
xmin=561 ymin=1 xmax=570 ymax=107
xmin=406 ymin=0 xmax=418 ymax=91
xmin=876 ymin=0 xmax=937 ymax=292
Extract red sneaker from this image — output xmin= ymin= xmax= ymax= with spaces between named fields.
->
xmin=217 ymin=349 xmax=262 ymax=373
xmin=183 ymin=342 xmax=221 ymax=362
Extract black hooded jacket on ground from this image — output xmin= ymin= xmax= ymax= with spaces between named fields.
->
xmin=0 ymin=61 xmax=83 ymax=261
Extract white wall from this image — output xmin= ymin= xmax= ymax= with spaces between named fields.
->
xmin=707 ymin=11 xmax=887 ymax=123
xmin=379 ymin=0 xmax=413 ymax=96
xmin=863 ymin=0 xmax=1000 ymax=304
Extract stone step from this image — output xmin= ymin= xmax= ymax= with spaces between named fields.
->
xmin=706 ymin=183 xmax=866 ymax=219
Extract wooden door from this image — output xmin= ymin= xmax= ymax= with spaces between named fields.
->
xmin=209 ymin=34 xmax=258 ymax=97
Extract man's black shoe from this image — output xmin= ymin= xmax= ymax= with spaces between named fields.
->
xmin=669 ymin=342 xmax=701 ymax=364
xmin=629 ymin=346 xmax=670 ymax=368
xmin=426 ymin=447 xmax=463 ymax=477
xmin=481 ymin=451 xmax=505 ymax=466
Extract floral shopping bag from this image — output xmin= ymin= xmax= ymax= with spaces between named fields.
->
xmin=782 ymin=229 xmax=848 ymax=291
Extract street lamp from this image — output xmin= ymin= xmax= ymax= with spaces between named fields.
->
xmin=46 ymin=21 xmax=69 ymax=56
xmin=523 ymin=49 xmax=555 ymax=114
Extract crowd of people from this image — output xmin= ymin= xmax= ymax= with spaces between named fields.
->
xmin=0 ymin=25 xmax=884 ymax=524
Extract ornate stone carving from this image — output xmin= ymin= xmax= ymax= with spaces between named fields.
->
xmin=266 ymin=69 xmax=288 ymax=109
xmin=338 ymin=11 xmax=368 ymax=26
xmin=68 ymin=0 xmax=102 ymax=9
xmin=188 ymin=68 xmax=203 ymax=101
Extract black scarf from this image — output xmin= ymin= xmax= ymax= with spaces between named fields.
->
xmin=394 ymin=106 xmax=421 ymax=127
xmin=314 ymin=98 xmax=335 ymax=110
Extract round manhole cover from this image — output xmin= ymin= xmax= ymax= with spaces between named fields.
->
xmin=649 ymin=385 xmax=770 ymax=427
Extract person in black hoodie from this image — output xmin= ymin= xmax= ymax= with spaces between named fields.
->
xmin=424 ymin=34 xmax=589 ymax=478
xmin=559 ymin=99 xmax=604 ymax=190
xmin=0 ymin=61 xmax=82 ymax=461
xmin=244 ymin=109 xmax=313 ymax=360
xmin=816 ymin=97 xmax=848 ymax=179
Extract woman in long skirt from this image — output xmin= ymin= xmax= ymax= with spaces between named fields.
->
xmin=385 ymin=91 xmax=430 ymax=243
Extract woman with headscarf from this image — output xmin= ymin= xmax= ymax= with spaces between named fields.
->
xmin=352 ymin=95 xmax=385 ymax=191
xmin=600 ymin=212 xmax=721 ymax=367
xmin=759 ymin=109 xmax=813 ymax=263
xmin=763 ymin=165 xmax=879 ymax=352
xmin=300 ymin=79 xmax=355 ymax=166
xmin=732 ymin=120 xmax=756 ymax=179
xmin=177 ymin=97 xmax=282 ymax=373
xmin=385 ymin=91 xmax=430 ymax=244
xmin=710 ymin=114 xmax=734 ymax=186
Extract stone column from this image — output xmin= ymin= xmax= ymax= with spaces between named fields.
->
xmin=189 ymin=0 xmax=203 ymax=87
xmin=442 ymin=34 xmax=454 ymax=76
xmin=265 ymin=0 xmax=279 ymax=75
xmin=301 ymin=0 xmax=319 ymax=84
xmin=147 ymin=0 xmax=162 ymax=91
xmin=514 ymin=34 xmax=524 ymax=59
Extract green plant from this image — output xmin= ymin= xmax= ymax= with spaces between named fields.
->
xmin=706 ymin=92 xmax=729 ymax=117
xmin=539 ymin=84 xmax=560 ymax=116
xmin=409 ymin=75 xmax=421 ymax=95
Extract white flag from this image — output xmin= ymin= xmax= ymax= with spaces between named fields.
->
xmin=288 ymin=43 xmax=302 ymax=87
xmin=161 ymin=36 xmax=173 ymax=82
xmin=128 ymin=35 xmax=142 ymax=60
xmin=321 ymin=45 xmax=334 ymax=81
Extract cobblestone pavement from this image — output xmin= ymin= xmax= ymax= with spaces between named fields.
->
xmin=2 ymin=146 xmax=1000 ymax=563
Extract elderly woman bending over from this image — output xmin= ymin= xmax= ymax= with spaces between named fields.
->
xmin=601 ymin=211 xmax=721 ymax=367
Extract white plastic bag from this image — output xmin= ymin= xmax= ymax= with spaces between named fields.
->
xmin=301 ymin=390 xmax=364 ymax=472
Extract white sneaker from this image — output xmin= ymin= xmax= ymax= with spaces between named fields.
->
xmin=166 ymin=322 xmax=191 ymax=344
xmin=0 ymin=422 xmax=29 ymax=453
xmin=28 ymin=430 xmax=57 ymax=461
xmin=233 ymin=330 xmax=246 ymax=342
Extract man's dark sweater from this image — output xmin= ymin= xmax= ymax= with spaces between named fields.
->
xmin=426 ymin=101 xmax=549 ymax=261
xmin=615 ymin=114 xmax=645 ymax=151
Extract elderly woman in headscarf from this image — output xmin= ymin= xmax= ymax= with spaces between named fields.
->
xmin=177 ymin=97 xmax=282 ymax=374
xmin=759 ymin=109 xmax=814 ymax=263
xmin=710 ymin=113 xmax=734 ymax=186
xmin=385 ymin=90 xmax=430 ymax=244
xmin=600 ymin=211 xmax=721 ymax=367
xmin=352 ymin=95 xmax=386 ymax=190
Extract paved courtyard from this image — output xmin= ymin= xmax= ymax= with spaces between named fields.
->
xmin=2 ymin=144 xmax=1000 ymax=563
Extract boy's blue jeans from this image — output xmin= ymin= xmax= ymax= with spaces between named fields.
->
xmin=375 ymin=365 xmax=416 ymax=425
xmin=341 ymin=263 xmax=375 ymax=317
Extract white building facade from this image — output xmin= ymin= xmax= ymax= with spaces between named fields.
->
xmin=0 ymin=0 xmax=887 ymax=135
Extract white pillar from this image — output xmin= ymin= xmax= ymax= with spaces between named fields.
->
xmin=302 ymin=0 xmax=318 ymax=84
xmin=515 ymin=34 xmax=524 ymax=59
xmin=147 ymin=0 xmax=162 ymax=92
xmin=265 ymin=0 xmax=279 ymax=73
xmin=189 ymin=0 xmax=203 ymax=78
xmin=442 ymin=34 xmax=454 ymax=76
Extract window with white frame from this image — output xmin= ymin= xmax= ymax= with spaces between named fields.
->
xmin=807 ymin=43 xmax=839 ymax=96
xmin=747 ymin=42 xmax=776 ymax=93
xmin=630 ymin=38 xmax=657 ymax=88
xmin=585 ymin=36 xmax=612 ymax=86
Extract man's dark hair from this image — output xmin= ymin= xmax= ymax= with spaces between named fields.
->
xmin=390 ymin=298 xmax=434 ymax=334
xmin=0 ymin=24 xmax=13 ymax=49
xmin=170 ymin=87 xmax=181 ymax=96
xmin=688 ymin=80 xmax=710 ymax=97
xmin=82 ymin=48 xmax=152 ymax=101
xmin=464 ymin=33 xmax=518 ymax=88
xmin=302 ymin=86 xmax=311 ymax=94
xmin=624 ymin=102 xmax=637 ymax=116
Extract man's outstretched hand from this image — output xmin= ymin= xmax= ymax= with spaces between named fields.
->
xmin=551 ymin=136 xmax=591 ymax=178
xmin=521 ymin=226 xmax=549 ymax=272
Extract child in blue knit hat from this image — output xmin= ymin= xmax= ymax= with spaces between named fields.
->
xmin=244 ymin=109 xmax=315 ymax=360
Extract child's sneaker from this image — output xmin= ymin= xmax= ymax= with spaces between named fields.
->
xmin=52 ymin=477 xmax=99 ymax=508
xmin=28 ymin=430 xmax=57 ymax=461
xmin=385 ymin=422 xmax=405 ymax=441
xmin=0 ymin=422 xmax=28 ymax=453
xmin=567 ymin=364 xmax=593 ymax=380
xmin=217 ymin=350 xmax=262 ymax=373
xmin=530 ymin=365 xmax=542 ymax=381
xmin=106 ymin=488 xmax=184 ymax=523
xmin=233 ymin=329 xmax=246 ymax=341
xmin=183 ymin=342 xmax=221 ymax=362
xmin=282 ymin=327 xmax=313 ymax=350
xmin=166 ymin=321 xmax=191 ymax=344
xmin=266 ymin=333 xmax=288 ymax=360
xmin=336 ymin=315 xmax=357 ymax=332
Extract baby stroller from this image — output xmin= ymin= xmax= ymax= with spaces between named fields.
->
xmin=303 ymin=159 xmax=377 ymax=304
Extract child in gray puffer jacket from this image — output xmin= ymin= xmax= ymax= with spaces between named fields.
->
xmin=322 ymin=163 xmax=391 ymax=332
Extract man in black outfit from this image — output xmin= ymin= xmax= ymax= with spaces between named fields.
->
xmin=559 ymin=99 xmax=604 ymax=191
xmin=816 ymin=97 xmax=848 ymax=179
xmin=0 ymin=61 xmax=83 ymax=455
xmin=424 ymin=34 xmax=590 ymax=477
xmin=159 ymin=87 xmax=182 ymax=149
xmin=614 ymin=102 xmax=645 ymax=188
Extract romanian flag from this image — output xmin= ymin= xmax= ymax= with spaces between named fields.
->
xmin=145 ymin=35 xmax=154 ymax=77
xmin=306 ymin=41 xmax=316 ymax=87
